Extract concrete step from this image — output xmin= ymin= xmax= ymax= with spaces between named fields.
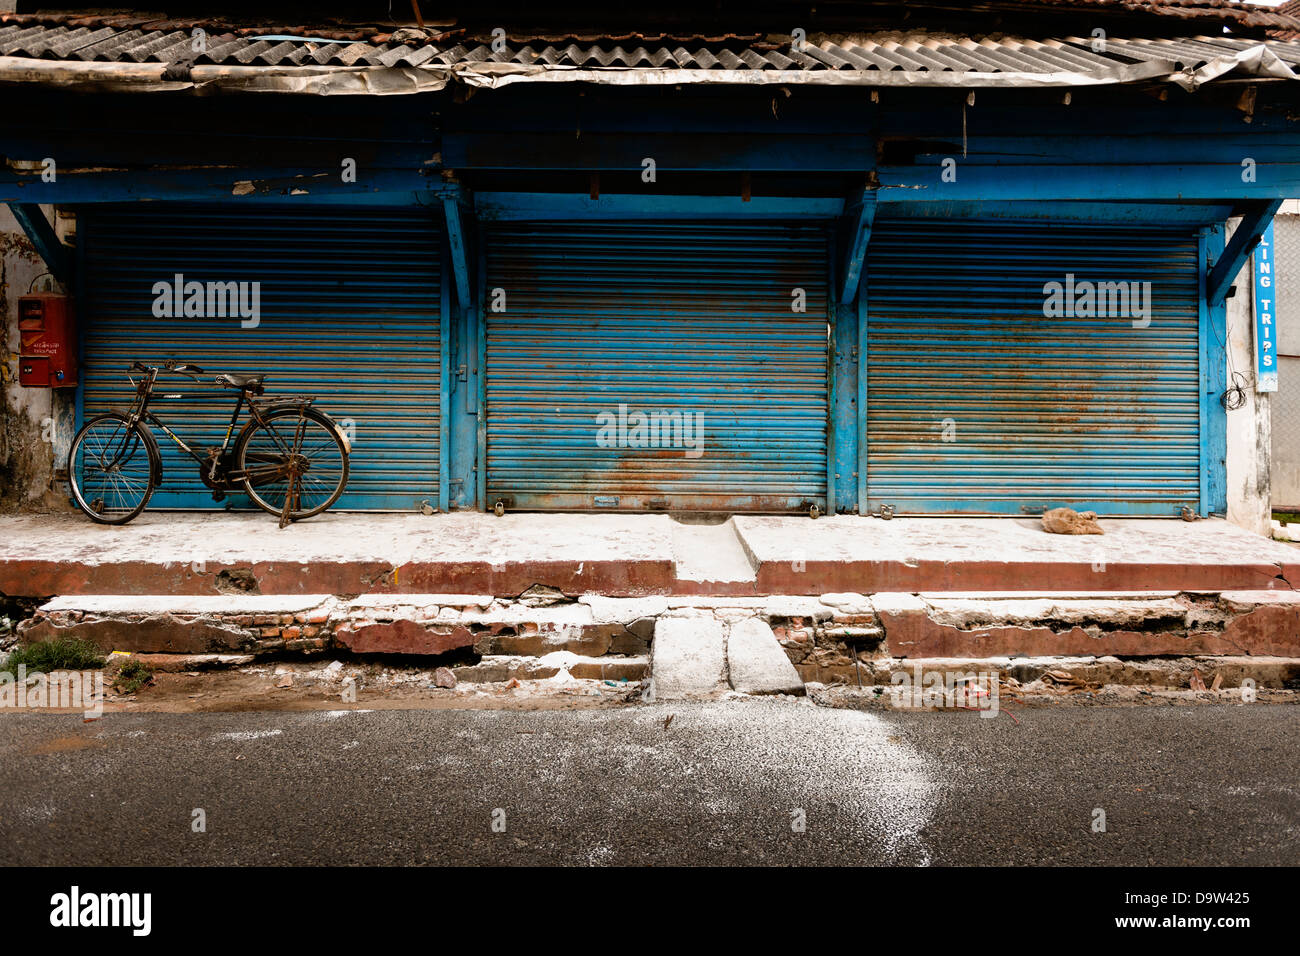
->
xmin=4 ymin=513 xmax=1299 ymax=598
xmin=649 ymin=617 xmax=728 ymax=700
xmin=1271 ymin=519 xmax=1300 ymax=543
xmin=726 ymin=618 xmax=805 ymax=696
xmin=671 ymin=518 xmax=758 ymax=585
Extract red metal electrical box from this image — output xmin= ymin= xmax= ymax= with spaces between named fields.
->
xmin=18 ymin=293 xmax=77 ymax=388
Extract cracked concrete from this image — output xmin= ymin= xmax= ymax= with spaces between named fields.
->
xmin=19 ymin=586 xmax=1300 ymax=666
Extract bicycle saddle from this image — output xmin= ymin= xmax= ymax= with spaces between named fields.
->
xmin=214 ymin=373 xmax=266 ymax=392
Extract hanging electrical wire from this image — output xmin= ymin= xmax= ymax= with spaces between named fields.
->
xmin=1223 ymin=370 xmax=1251 ymax=410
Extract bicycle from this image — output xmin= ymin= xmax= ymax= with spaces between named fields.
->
xmin=68 ymin=361 xmax=350 ymax=528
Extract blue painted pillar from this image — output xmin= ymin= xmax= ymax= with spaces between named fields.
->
xmin=831 ymin=194 xmax=874 ymax=515
xmin=832 ymin=297 xmax=858 ymax=514
xmin=443 ymin=202 xmax=480 ymax=511
xmin=1200 ymin=224 xmax=1229 ymax=516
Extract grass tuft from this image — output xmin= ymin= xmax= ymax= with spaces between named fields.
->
xmin=3 ymin=637 xmax=105 ymax=673
xmin=112 ymin=658 xmax=154 ymax=696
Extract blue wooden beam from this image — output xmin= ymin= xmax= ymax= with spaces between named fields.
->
xmin=1207 ymin=200 xmax=1283 ymax=307
xmin=441 ymin=192 xmax=473 ymax=311
xmin=880 ymin=164 xmax=1300 ymax=202
xmin=839 ymin=189 xmax=877 ymax=304
xmin=878 ymin=200 xmax=1236 ymax=225
xmin=7 ymin=204 xmax=70 ymax=285
xmin=476 ymin=192 xmax=842 ymax=220
xmin=441 ymin=132 xmax=874 ymax=172
xmin=0 ymin=167 xmax=444 ymax=204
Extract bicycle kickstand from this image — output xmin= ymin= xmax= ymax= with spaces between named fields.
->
xmin=278 ymin=410 xmax=309 ymax=530
xmin=278 ymin=470 xmax=300 ymax=530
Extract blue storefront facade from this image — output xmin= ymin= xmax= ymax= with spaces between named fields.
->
xmin=4 ymin=2 xmax=1300 ymax=518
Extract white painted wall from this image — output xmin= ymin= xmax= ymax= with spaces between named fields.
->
xmin=0 ymin=205 xmax=75 ymax=512
xmin=1270 ymin=209 xmax=1300 ymax=511
xmin=1223 ymin=216 xmax=1274 ymax=536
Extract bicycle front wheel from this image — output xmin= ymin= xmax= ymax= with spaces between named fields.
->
xmin=68 ymin=413 xmax=156 ymax=524
xmin=235 ymin=407 xmax=349 ymax=521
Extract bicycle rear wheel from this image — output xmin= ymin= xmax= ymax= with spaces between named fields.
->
xmin=68 ymin=413 xmax=156 ymax=524
xmin=235 ymin=406 xmax=349 ymax=521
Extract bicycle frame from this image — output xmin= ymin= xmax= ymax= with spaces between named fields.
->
xmin=122 ymin=366 xmax=311 ymax=487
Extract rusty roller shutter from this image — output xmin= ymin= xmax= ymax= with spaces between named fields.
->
xmin=78 ymin=204 xmax=441 ymax=511
xmin=484 ymin=221 xmax=830 ymax=512
xmin=864 ymin=219 xmax=1202 ymax=516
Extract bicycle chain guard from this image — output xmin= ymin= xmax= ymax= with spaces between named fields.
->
xmin=199 ymin=447 xmax=242 ymax=497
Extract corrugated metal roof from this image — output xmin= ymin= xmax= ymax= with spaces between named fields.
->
xmin=0 ymin=17 xmax=1290 ymax=71
xmin=3 ymin=13 xmax=1300 ymax=93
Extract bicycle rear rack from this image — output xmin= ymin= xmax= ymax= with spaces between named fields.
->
xmin=248 ymin=394 xmax=316 ymax=407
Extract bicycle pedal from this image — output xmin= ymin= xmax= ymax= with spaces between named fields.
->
xmin=211 ymin=491 xmax=226 ymax=503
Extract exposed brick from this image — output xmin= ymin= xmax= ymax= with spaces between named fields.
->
xmin=484 ymin=632 xmax=547 ymax=656
xmin=831 ymin=612 xmax=879 ymax=625
xmin=570 ymin=622 xmax=617 ymax=656
xmin=609 ymin=630 xmax=650 ymax=656
xmin=568 ymin=658 xmax=649 ymax=681
xmin=19 ymin=615 xmax=256 ymax=655
xmin=334 ymin=619 xmax=476 ymax=656
xmin=1218 ymin=602 xmax=1300 ymax=656
xmin=452 ymin=662 xmax=511 ymax=683
xmin=626 ymin=617 xmax=656 ymax=640
xmin=771 ymin=625 xmax=813 ymax=644
xmin=795 ymin=662 xmax=867 ymax=684
xmin=877 ymin=598 xmax=1300 ymax=659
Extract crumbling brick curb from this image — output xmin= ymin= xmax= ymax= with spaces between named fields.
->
xmin=16 ymin=590 xmax=1300 ymax=681
xmin=875 ymin=591 xmax=1300 ymax=660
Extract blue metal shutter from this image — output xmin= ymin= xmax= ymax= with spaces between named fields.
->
xmin=79 ymin=204 xmax=441 ymax=511
xmin=865 ymin=219 xmax=1201 ymax=515
xmin=484 ymin=222 xmax=829 ymax=512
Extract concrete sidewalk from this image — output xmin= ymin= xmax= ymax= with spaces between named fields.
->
xmin=0 ymin=511 xmax=1296 ymax=597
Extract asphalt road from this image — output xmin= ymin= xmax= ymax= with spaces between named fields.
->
xmin=0 ymin=700 xmax=1296 ymax=866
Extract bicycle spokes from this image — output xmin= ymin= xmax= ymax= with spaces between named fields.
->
xmin=239 ymin=411 xmax=347 ymax=520
xmin=70 ymin=416 xmax=154 ymax=521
